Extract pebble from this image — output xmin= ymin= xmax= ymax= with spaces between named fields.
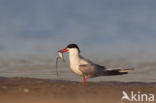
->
xmin=1 ymin=86 xmax=8 ymax=89
xmin=23 ymin=88 xmax=29 ymax=93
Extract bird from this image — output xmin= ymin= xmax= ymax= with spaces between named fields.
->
xmin=60 ymin=43 xmax=134 ymax=85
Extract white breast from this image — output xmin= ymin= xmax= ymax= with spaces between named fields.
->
xmin=69 ymin=48 xmax=83 ymax=76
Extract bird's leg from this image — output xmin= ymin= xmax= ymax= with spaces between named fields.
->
xmin=83 ymin=76 xmax=86 ymax=85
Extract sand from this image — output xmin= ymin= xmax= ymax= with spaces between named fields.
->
xmin=0 ymin=77 xmax=156 ymax=103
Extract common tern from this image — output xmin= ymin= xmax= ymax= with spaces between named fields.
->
xmin=60 ymin=44 xmax=134 ymax=85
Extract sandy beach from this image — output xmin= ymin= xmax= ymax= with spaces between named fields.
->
xmin=0 ymin=77 xmax=155 ymax=103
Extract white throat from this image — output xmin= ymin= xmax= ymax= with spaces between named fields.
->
xmin=69 ymin=48 xmax=80 ymax=68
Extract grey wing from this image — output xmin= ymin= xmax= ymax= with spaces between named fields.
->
xmin=79 ymin=63 xmax=106 ymax=77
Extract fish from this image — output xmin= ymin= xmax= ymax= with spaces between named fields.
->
xmin=56 ymin=50 xmax=65 ymax=77
xmin=58 ymin=50 xmax=65 ymax=62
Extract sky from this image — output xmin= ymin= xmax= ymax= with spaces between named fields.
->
xmin=0 ymin=0 xmax=156 ymax=58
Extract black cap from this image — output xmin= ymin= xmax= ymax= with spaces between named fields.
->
xmin=66 ymin=44 xmax=80 ymax=53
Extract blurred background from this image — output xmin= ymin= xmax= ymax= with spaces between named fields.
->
xmin=0 ymin=0 xmax=156 ymax=82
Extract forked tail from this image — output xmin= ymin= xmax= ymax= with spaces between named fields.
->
xmin=102 ymin=68 xmax=134 ymax=76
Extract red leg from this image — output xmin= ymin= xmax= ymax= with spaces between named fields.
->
xmin=83 ymin=77 xmax=86 ymax=85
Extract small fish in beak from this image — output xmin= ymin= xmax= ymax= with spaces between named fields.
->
xmin=58 ymin=50 xmax=65 ymax=62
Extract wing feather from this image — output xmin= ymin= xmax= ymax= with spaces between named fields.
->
xmin=79 ymin=64 xmax=106 ymax=77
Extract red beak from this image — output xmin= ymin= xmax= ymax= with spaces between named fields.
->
xmin=61 ymin=49 xmax=69 ymax=52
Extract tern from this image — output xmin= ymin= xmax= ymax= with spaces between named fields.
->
xmin=60 ymin=44 xmax=134 ymax=85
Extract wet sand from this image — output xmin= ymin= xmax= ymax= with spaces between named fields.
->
xmin=0 ymin=77 xmax=156 ymax=103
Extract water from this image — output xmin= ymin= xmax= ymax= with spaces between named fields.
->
xmin=0 ymin=0 xmax=156 ymax=82
xmin=0 ymin=54 xmax=155 ymax=82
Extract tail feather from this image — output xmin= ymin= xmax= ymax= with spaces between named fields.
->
xmin=102 ymin=68 xmax=134 ymax=76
